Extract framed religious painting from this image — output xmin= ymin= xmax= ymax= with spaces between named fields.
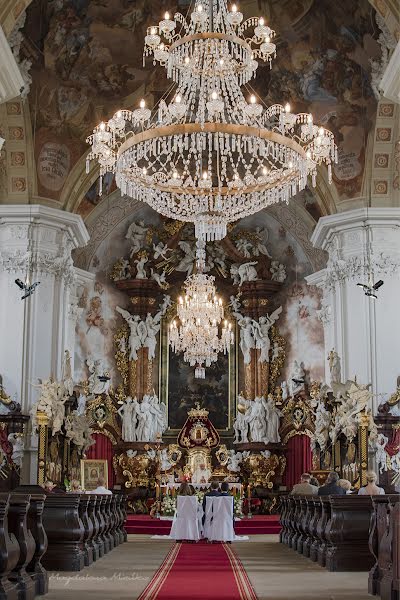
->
xmin=159 ymin=318 xmax=239 ymax=436
xmin=81 ymin=459 xmax=108 ymax=491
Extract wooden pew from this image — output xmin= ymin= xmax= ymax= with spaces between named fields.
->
xmin=110 ymin=496 xmax=119 ymax=547
xmin=296 ymin=497 xmax=309 ymax=554
xmin=302 ymin=497 xmax=315 ymax=558
xmin=120 ymin=495 xmax=128 ymax=543
xmin=368 ymin=495 xmax=392 ymax=596
xmin=7 ymin=494 xmax=36 ymax=600
xmin=279 ymin=496 xmax=288 ymax=544
xmin=378 ymin=495 xmax=400 ymax=600
xmin=78 ymin=494 xmax=94 ymax=567
xmin=317 ymin=497 xmax=332 ymax=567
xmin=87 ymin=495 xmax=100 ymax=562
xmin=14 ymin=485 xmax=48 ymax=596
xmin=0 ymin=493 xmax=19 ymax=600
xmin=103 ymin=496 xmax=114 ymax=552
xmin=325 ymin=496 xmax=374 ymax=572
xmin=309 ymin=498 xmax=322 ymax=563
xmin=95 ymin=496 xmax=107 ymax=556
xmin=114 ymin=495 xmax=124 ymax=545
xmin=42 ymin=494 xmax=85 ymax=572
xmin=291 ymin=497 xmax=302 ymax=550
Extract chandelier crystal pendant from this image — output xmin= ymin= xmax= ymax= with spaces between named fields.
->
xmin=169 ymin=244 xmax=234 ymax=378
xmin=87 ymin=0 xmax=337 ymax=241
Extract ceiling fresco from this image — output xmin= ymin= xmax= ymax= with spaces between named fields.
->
xmin=23 ymin=0 xmax=380 ymax=207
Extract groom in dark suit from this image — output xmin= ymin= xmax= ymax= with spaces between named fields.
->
xmin=202 ymin=481 xmax=221 ymax=524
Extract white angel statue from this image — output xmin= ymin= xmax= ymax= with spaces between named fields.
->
xmin=116 ymin=307 xmax=142 ymax=361
xmin=134 ymin=255 xmax=148 ymax=279
xmin=230 ymin=261 xmax=259 ymax=286
xmin=126 ymin=220 xmax=147 ymax=256
xmin=253 ymin=307 xmax=282 ymax=363
xmin=227 ymin=450 xmax=249 ymax=472
xmin=153 ymin=242 xmax=171 ymax=261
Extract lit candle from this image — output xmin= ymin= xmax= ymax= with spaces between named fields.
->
xmin=247 ymin=483 xmax=251 ymax=500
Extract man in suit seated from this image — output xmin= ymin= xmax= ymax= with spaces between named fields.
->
xmin=202 ymin=481 xmax=221 ymax=524
xmin=219 ymin=481 xmax=232 ymax=496
xmin=290 ymin=473 xmax=318 ymax=495
xmin=318 ymin=471 xmax=346 ymax=496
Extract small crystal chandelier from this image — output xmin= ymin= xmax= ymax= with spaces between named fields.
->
xmin=169 ymin=243 xmax=233 ymax=378
xmin=87 ymin=0 xmax=337 ymax=241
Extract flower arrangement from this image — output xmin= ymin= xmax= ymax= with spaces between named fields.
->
xmin=234 ymin=494 xmax=244 ymax=517
xmin=195 ymin=490 xmax=205 ymax=503
xmin=161 ymin=495 xmax=176 ymax=517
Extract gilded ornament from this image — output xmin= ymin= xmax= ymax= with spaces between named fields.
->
xmin=167 ymin=444 xmax=182 ymax=466
xmin=216 ymin=444 xmax=229 ymax=466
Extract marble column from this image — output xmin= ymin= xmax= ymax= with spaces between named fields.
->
xmin=0 ymin=205 xmax=89 ymax=482
xmin=306 ymin=208 xmax=400 ymax=413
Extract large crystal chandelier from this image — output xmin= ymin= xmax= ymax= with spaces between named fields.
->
xmin=169 ymin=246 xmax=233 ymax=378
xmin=87 ymin=0 xmax=337 ymax=241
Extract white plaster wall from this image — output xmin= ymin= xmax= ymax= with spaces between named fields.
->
xmin=306 ymin=208 xmax=400 ymax=412
xmin=0 ymin=205 xmax=89 ymax=483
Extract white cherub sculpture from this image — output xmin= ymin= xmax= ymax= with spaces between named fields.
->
xmin=134 ymin=255 xmax=148 ymax=279
xmin=227 ymin=450 xmax=249 ymax=472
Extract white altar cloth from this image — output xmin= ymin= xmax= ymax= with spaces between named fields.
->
xmin=164 ymin=482 xmax=242 ymax=494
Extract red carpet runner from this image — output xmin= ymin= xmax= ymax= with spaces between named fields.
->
xmin=138 ymin=542 xmax=257 ymax=600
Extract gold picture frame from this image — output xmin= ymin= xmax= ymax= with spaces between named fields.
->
xmin=81 ymin=459 xmax=108 ymax=491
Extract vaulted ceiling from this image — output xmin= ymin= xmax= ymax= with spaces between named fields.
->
xmin=0 ymin=0 xmax=399 ymax=224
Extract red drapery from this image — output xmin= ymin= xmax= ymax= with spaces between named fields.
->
xmin=283 ymin=434 xmax=312 ymax=490
xmin=86 ymin=433 xmax=115 ymax=489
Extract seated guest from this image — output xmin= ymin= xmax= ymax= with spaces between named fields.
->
xmin=318 ymin=471 xmax=346 ymax=496
xmin=338 ymin=479 xmax=353 ymax=494
xmin=202 ymin=481 xmax=221 ymax=523
xmin=42 ymin=480 xmax=55 ymax=494
xmin=309 ymin=476 xmax=320 ymax=488
xmin=69 ymin=479 xmax=82 ymax=492
xmin=178 ymin=482 xmax=194 ymax=496
xmin=358 ymin=471 xmax=384 ymax=495
xmin=89 ymin=476 xmax=112 ymax=495
xmin=290 ymin=473 xmax=318 ymax=495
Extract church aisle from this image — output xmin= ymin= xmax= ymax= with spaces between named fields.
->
xmin=138 ymin=539 xmax=256 ymax=600
xmin=43 ymin=534 xmax=375 ymax=600
xmin=233 ymin=535 xmax=372 ymax=600
xmin=44 ymin=536 xmax=174 ymax=600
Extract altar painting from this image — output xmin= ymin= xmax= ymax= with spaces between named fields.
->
xmin=159 ymin=323 xmax=238 ymax=433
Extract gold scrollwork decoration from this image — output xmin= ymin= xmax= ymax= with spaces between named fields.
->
xmin=167 ymin=444 xmax=182 ymax=466
xmin=283 ymin=429 xmax=314 ymax=444
xmin=216 ymin=444 xmax=229 ymax=466
xmin=114 ymin=325 xmax=129 ymax=393
xmin=268 ymin=325 xmax=286 ymax=394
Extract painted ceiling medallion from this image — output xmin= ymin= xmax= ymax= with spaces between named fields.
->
xmin=86 ymin=0 xmax=337 ymax=242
